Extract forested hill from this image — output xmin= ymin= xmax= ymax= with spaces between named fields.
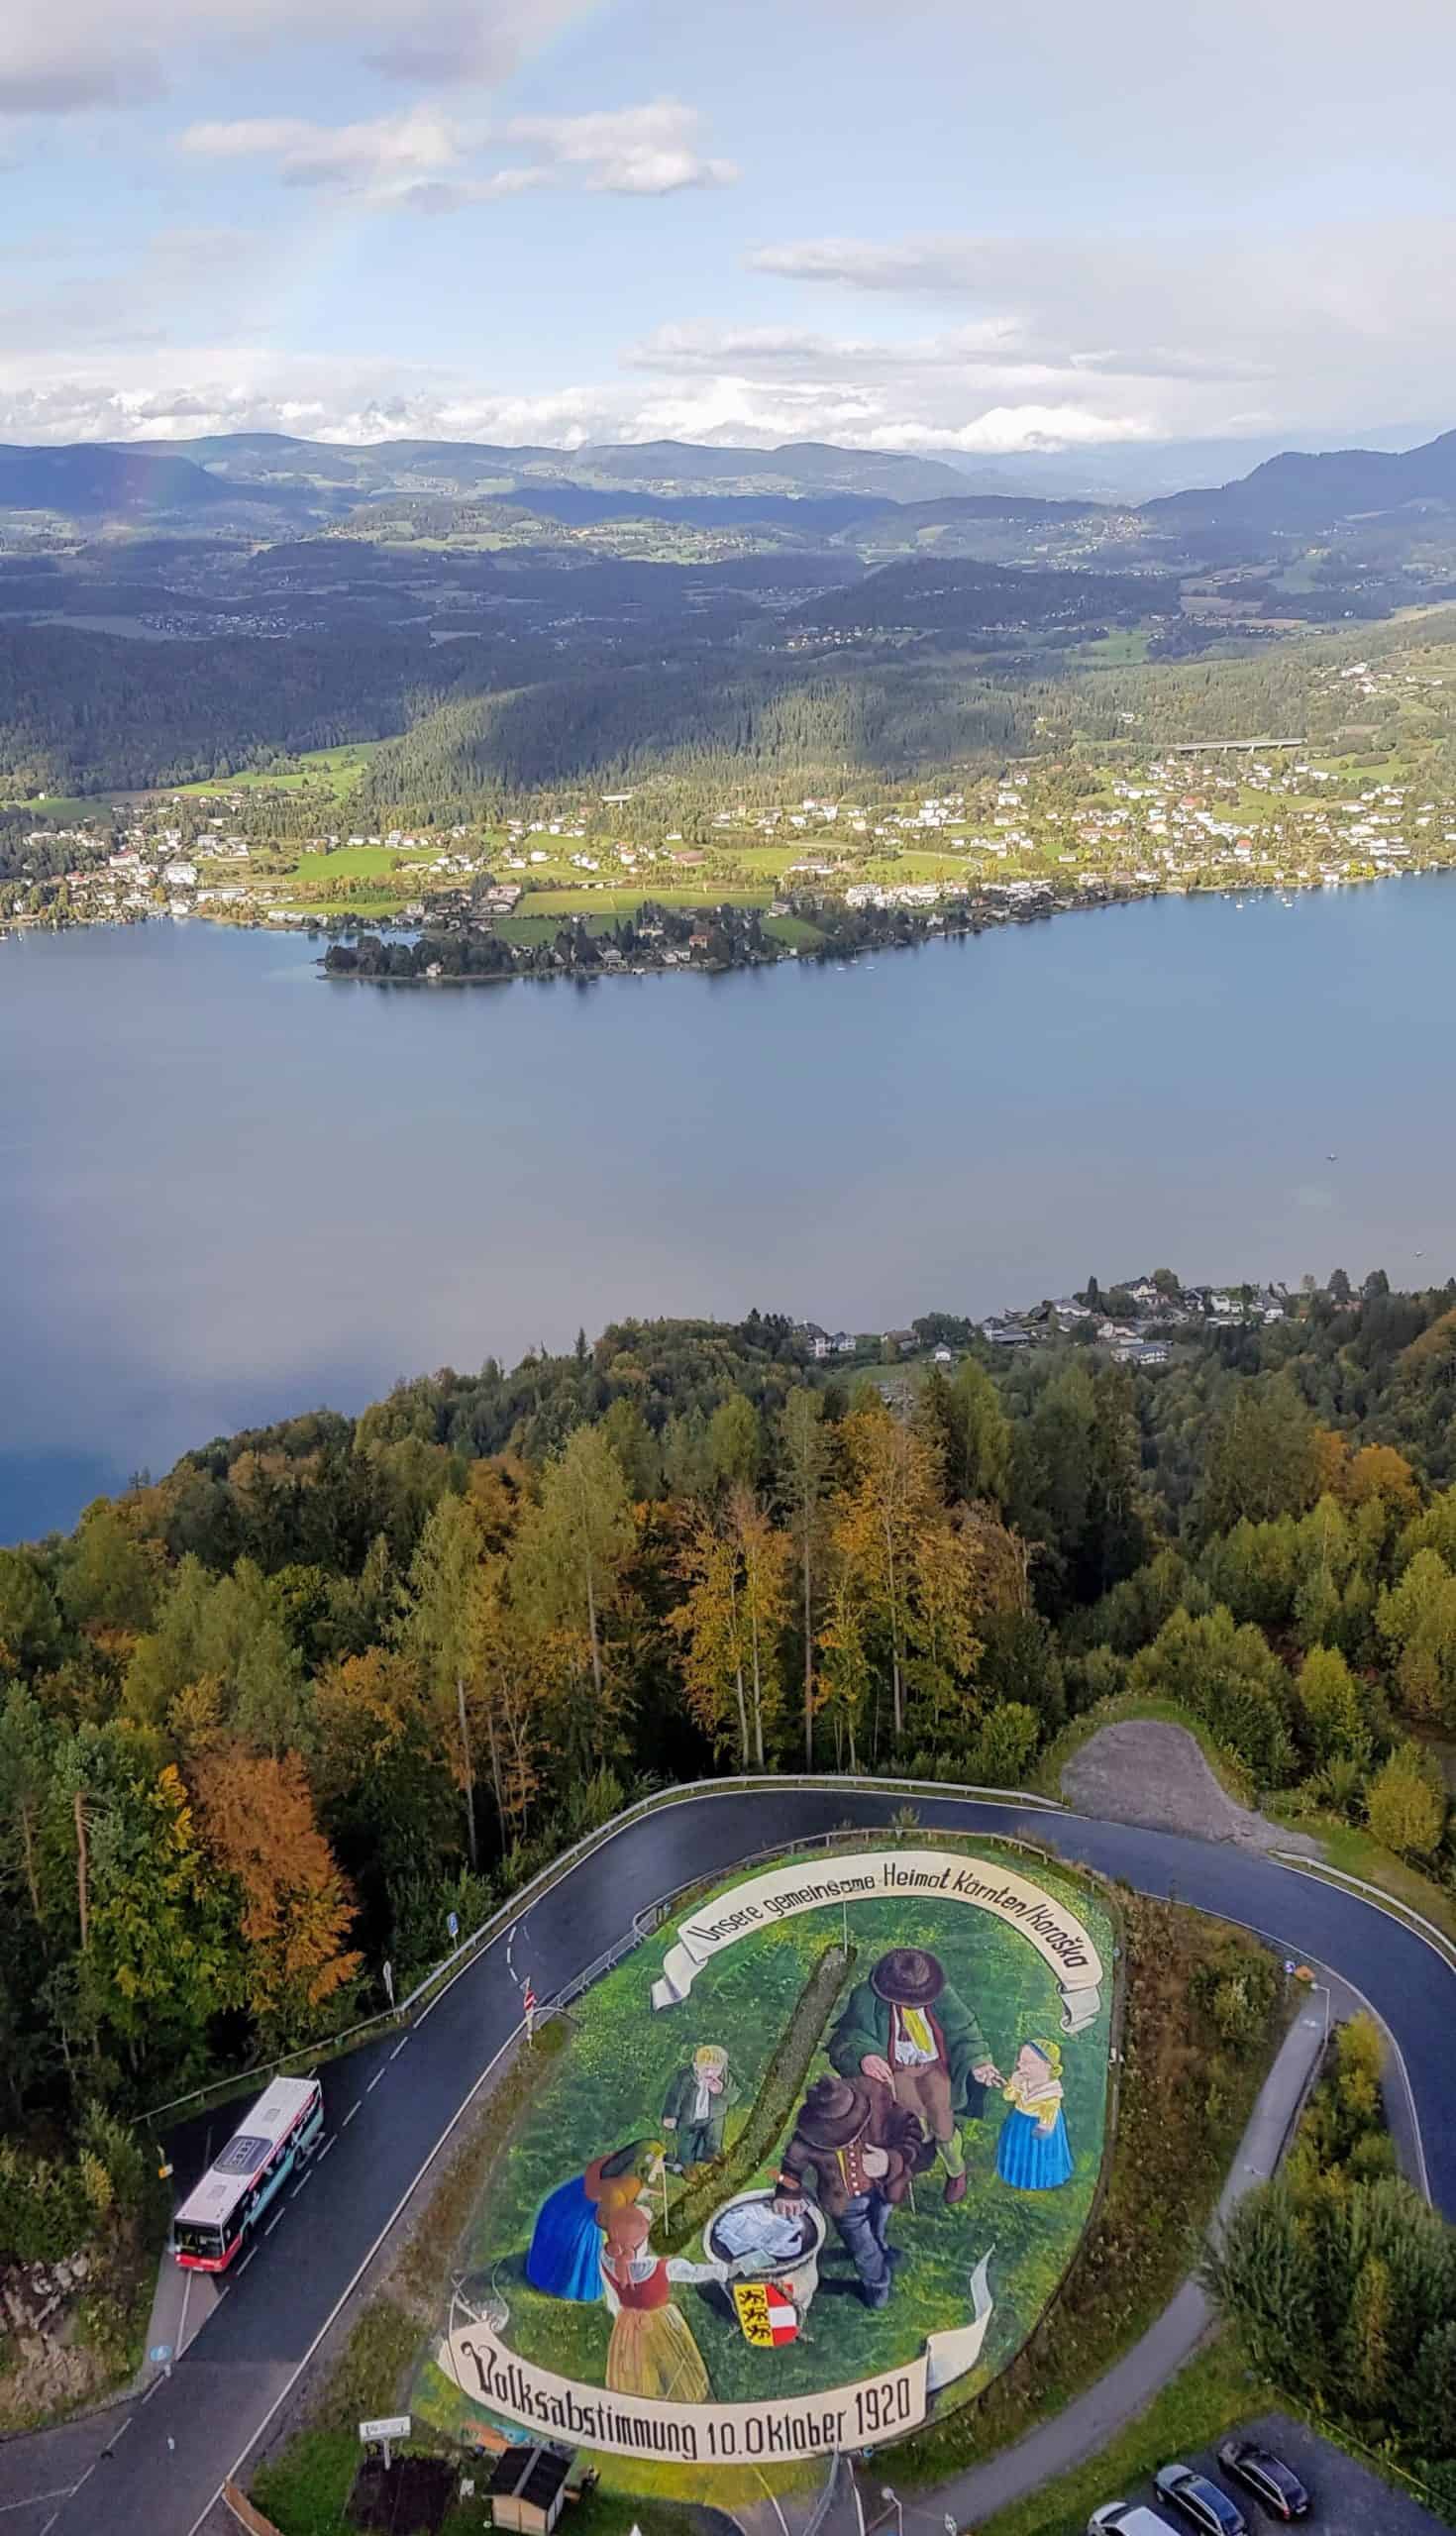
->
xmin=5 ymin=1275 xmax=1456 ymax=2166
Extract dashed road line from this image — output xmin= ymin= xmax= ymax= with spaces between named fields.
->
xmin=388 ymin=2038 xmax=407 ymax=2060
xmin=263 ymin=2211 xmax=283 ymax=2237
xmin=364 ymin=2070 xmax=383 ymax=2093
xmin=341 ymin=2103 xmax=360 ymax=2128
xmin=238 ymin=2248 xmax=257 ymax=2274
xmin=0 ymin=2490 xmax=73 ymax=2516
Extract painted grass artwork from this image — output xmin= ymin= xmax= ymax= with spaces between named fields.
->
xmin=413 ymin=1846 xmax=1113 ymax=2483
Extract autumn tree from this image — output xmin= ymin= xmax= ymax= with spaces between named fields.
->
xmin=817 ymin=1557 xmax=872 ymax=1772
xmin=396 ymin=1492 xmax=488 ymax=1865
xmin=195 ymin=1748 xmax=360 ymax=2045
xmin=509 ymin=1426 xmax=633 ymax=1774
xmin=830 ymin=1403 xmax=940 ymax=1741
xmin=1201 ymin=1379 xmax=1319 ymax=1533
xmin=730 ymin=1487 xmax=791 ymax=1767
xmin=775 ymin=1387 xmax=832 ymax=1767
xmin=672 ymin=1511 xmax=751 ymax=1764
xmin=1377 ymin=1549 xmax=1456 ymax=1726
xmin=1365 ymin=1741 xmax=1447 ymax=1858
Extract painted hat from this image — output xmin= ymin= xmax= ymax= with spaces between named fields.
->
xmin=871 ymin=1948 xmax=946 ymax=2007
xmin=795 ymin=2075 xmax=872 ymax=2150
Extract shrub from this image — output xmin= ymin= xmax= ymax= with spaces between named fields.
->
xmin=1366 ymin=1740 xmax=1447 ymax=1858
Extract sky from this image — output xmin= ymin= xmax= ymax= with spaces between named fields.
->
xmin=3 ymin=0 xmax=1455 ymax=456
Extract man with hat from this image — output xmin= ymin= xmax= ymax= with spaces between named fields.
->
xmin=771 ymin=2075 xmax=925 ymax=2308
xmin=829 ymin=1949 xmax=1001 ymax=2207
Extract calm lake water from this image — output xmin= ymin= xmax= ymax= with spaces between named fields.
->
xmin=4 ymin=878 xmax=1454 ymax=1541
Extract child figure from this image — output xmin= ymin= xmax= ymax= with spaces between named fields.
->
xmin=995 ymin=2038 xmax=1073 ymax=2191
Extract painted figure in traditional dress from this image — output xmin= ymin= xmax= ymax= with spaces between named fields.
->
xmin=661 ymin=2044 xmax=741 ymax=2171
xmin=995 ymin=2039 xmax=1074 ymax=2191
xmin=773 ymin=2073 xmax=926 ymax=2310
xmin=524 ymin=2138 xmax=666 ymax=2301
xmin=831 ymin=1948 xmax=1002 ymax=2207
xmin=598 ymin=2202 xmax=736 ymax=2402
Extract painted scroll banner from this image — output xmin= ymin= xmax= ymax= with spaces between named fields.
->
xmin=650 ymin=1849 xmax=1104 ymax=2035
xmin=440 ymin=2255 xmax=992 ymax=2465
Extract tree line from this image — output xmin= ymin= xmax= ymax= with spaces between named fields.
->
xmin=4 ymin=1284 xmax=1456 ymax=2166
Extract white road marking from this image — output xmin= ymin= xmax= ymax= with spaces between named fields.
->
xmin=263 ymin=2212 xmax=283 ymax=2237
xmin=364 ymin=2070 xmax=383 ymax=2093
xmin=238 ymin=2248 xmax=257 ymax=2274
xmin=289 ymin=2174 xmax=311 ymax=2199
xmin=0 ymin=2490 xmax=73 ymax=2515
xmin=341 ymin=2103 xmax=360 ymax=2127
xmin=185 ymin=2014 xmax=527 ymax=2536
xmin=389 ymin=2038 xmax=407 ymax=2060
xmin=104 ymin=2417 xmax=133 ymax=2449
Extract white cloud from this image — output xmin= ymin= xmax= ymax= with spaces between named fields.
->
xmin=0 ymin=0 xmax=589 ymax=115
xmin=747 ymin=221 xmax=1456 ymax=432
xmin=177 ymin=98 xmax=735 ymax=208
xmin=503 ymin=103 xmax=736 ymax=195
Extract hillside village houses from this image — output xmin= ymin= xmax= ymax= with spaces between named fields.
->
xmin=794 ymin=1278 xmax=1294 ymax=1378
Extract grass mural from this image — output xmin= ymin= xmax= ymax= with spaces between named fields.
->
xmin=413 ymin=1844 xmax=1114 ymax=2489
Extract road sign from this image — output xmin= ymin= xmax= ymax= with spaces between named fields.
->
xmin=447 ymin=1911 xmax=460 ymax=1941
xmin=381 ymin=1958 xmax=395 ymax=2008
xmin=360 ymin=2413 xmax=411 ymax=2472
xmin=149 ymin=2343 xmax=173 ymax=2365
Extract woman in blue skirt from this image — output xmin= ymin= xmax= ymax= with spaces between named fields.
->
xmin=995 ymin=2039 xmax=1074 ymax=2191
xmin=525 ymin=2139 xmax=666 ymax=2300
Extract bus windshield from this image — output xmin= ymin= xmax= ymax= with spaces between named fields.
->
xmin=174 ymin=2219 xmax=225 ymax=2263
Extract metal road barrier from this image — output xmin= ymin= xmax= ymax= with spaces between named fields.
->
xmin=141 ymin=1772 xmax=1066 ymax=2130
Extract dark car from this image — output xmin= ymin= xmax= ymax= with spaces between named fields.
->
xmin=1153 ymin=2465 xmax=1248 ymax=2536
xmin=1216 ymin=2440 xmax=1311 ymax=2521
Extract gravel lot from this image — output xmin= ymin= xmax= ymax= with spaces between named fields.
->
xmin=1061 ymin=1721 xmax=1319 ymax=1855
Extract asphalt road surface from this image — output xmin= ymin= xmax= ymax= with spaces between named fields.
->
xmin=4 ymin=1787 xmax=1454 ymax=2536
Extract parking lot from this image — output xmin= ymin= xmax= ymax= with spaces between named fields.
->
xmin=1106 ymin=2409 xmax=1448 ymax=2536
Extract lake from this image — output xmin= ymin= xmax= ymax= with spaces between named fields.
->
xmin=4 ymin=878 xmax=1454 ymax=1541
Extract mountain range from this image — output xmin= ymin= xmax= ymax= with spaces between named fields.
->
xmin=1 ymin=424 xmax=1455 ymax=544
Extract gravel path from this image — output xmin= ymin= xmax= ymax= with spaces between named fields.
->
xmin=1062 ymin=1718 xmax=1321 ymax=1854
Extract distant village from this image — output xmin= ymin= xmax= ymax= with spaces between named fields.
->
xmin=796 ymin=1273 xmax=1300 ymax=1382
xmin=7 ymin=680 xmax=1456 ymax=946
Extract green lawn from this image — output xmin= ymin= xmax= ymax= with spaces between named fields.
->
xmin=168 ymin=742 xmax=386 ymax=799
xmin=285 ymin=845 xmax=436 ymax=884
xmin=516 ymin=884 xmax=773 ymax=915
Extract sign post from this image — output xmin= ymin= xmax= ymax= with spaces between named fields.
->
xmin=381 ymin=1958 xmax=394 ymax=2011
xmin=447 ymin=1911 xmax=460 ymax=1943
xmin=359 ymin=2414 xmax=411 ymax=2475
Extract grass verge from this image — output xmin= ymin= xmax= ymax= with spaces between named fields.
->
xmin=898 ymin=1894 xmax=1285 ymax=2484
xmin=1266 ymin=1812 xmax=1456 ymax=1952
xmin=974 ymin=2334 xmax=1267 ymax=2536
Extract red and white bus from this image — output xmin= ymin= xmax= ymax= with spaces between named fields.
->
xmin=172 ymin=2075 xmax=324 ymax=2272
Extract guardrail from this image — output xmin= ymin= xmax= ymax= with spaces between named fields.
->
xmin=141 ymin=1770 xmax=1065 ymax=2129
xmin=1273 ymin=1849 xmax=1456 ymax=1974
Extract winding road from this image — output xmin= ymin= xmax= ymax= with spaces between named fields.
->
xmin=3 ymin=1784 xmax=1453 ymax=2536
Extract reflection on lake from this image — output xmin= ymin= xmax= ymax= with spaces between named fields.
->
xmin=4 ymin=877 xmax=1453 ymax=1539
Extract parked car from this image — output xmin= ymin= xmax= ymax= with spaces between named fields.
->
xmin=1088 ymin=2507 xmax=1180 ymax=2536
xmin=1216 ymin=2439 xmax=1311 ymax=2521
xmin=1154 ymin=2465 xmax=1248 ymax=2536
